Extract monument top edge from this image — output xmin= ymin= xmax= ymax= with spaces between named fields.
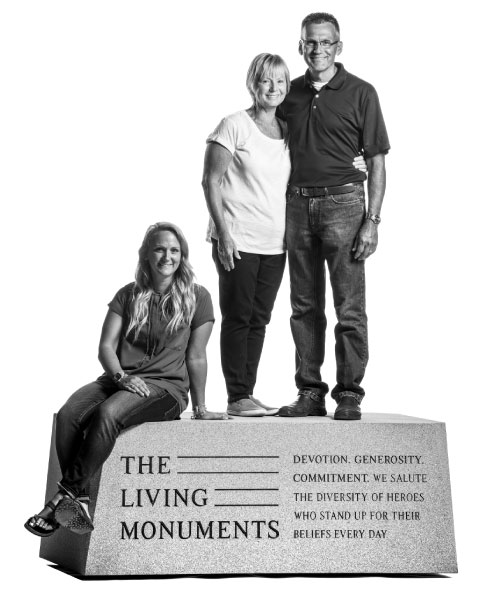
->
xmin=177 ymin=412 xmax=444 ymax=424
xmin=50 ymin=412 xmax=444 ymax=425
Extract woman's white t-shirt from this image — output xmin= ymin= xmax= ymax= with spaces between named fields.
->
xmin=206 ymin=110 xmax=291 ymax=254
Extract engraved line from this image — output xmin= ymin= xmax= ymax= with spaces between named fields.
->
xmin=177 ymin=471 xmax=279 ymax=475
xmin=214 ymin=504 xmax=279 ymax=507
xmin=214 ymin=488 xmax=280 ymax=491
xmin=177 ymin=456 xmax=280 ymax=459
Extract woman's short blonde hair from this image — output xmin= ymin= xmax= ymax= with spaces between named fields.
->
xmin=246 ymin=53 xmax=290 ymax=109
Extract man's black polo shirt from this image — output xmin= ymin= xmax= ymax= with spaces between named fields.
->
xmin=279 ymin=63 xmax=390 ymax=187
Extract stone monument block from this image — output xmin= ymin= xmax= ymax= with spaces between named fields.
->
xmin=40 ymin=413 xmax=457 ymax=575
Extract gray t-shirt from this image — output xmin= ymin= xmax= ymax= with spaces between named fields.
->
xmin=107 ymin=283 xmax=214 ymax=412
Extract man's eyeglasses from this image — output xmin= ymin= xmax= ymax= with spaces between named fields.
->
xmin=300 ymin=39 xmax=340 ymax=50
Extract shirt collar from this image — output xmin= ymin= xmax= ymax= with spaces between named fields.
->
xmin=304 ymin=63 xmax=346 ymax=90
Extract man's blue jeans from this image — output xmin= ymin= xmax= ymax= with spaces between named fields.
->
xmin=286 ymin=184 xmax=368 ymax=403
xmin=56 ymin=377 xmax=180 ymax=496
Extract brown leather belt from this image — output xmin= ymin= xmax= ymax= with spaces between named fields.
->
xmin=290 ymin=184 xmax=358 ymax=197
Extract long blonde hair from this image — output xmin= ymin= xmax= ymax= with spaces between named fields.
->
xmin=126 ymin=222 xmax=196 ymax=337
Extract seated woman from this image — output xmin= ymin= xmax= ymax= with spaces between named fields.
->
xmin=202 ymin=53 xmax=366 ymax=417
xmin=25 ymin=222 xmax=228 ymax=537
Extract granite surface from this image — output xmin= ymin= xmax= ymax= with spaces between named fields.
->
xmin=40 ymin=413 xmax=457 ymax=575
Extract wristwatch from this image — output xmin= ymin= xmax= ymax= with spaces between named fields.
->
xmin=365 ymin=212 xmax=381 ymax=225
xmin=113 ymin=371 xmax=127 ymax=383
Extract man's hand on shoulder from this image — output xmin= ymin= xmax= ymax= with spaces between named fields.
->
xmin=352 ymin=221 xmax=378 ymax=261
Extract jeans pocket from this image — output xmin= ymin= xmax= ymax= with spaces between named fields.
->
xmin=330 ymin=191 xmax=363 ymax=205
xmin=148 ymin=384 xmax=168 ymax=399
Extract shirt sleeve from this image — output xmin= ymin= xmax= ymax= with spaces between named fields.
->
xmin=206 ymin=114 xmax=241 ymax=155
xmin=108 ymin=283 xmax=133 ymax=318
xmin=191 ymin=285 xmax=215 ymax=329
xmin=361 ymin=86 xmax=390 ymax=158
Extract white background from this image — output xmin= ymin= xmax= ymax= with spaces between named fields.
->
xmin=1 ymin=0 xmax=486 ymax=604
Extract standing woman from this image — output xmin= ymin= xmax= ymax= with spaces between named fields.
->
xmin=25 ymin=222 xmax=228 ymax=538
xmin=202 ymin=54 xmax=367 ymax=416
xmin=202 ymin=54 xmax=290 ymax=417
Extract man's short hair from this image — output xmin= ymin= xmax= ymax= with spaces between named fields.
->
xmin=301 ymin=12 xmax=340 ymax=37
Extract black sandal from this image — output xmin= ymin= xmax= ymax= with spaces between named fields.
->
xmin=24 ymin=501 xmax=60 ymax=537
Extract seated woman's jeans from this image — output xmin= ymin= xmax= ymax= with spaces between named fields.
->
xmin=56 ymin=377 xmax=179 ymax=497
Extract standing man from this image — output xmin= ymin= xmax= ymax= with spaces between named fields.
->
xmin=277 ymin=12 xmax=390 ymax=421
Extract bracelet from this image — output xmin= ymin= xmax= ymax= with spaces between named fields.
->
xmin=192 ymin=404 xmax=207 ymax=420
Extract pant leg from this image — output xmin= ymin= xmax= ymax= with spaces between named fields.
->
xmin=55 ymin=378 xmax=115 ymax=476
xmin=286 ymin=191 xmax=328 ymax=396
xmin=318 ymin=184 xmax=368 ymax=402
xmin=247 ymin=252 xmax=286 ymax=394
xmin=57 ymin=381 xmax=178 ymax=496
xmin=212 ymin=240 xmax=260 ymax=401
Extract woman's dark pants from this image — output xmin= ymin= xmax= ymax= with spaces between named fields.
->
xmin=212 ymin=240 xmax=285 ymax=402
